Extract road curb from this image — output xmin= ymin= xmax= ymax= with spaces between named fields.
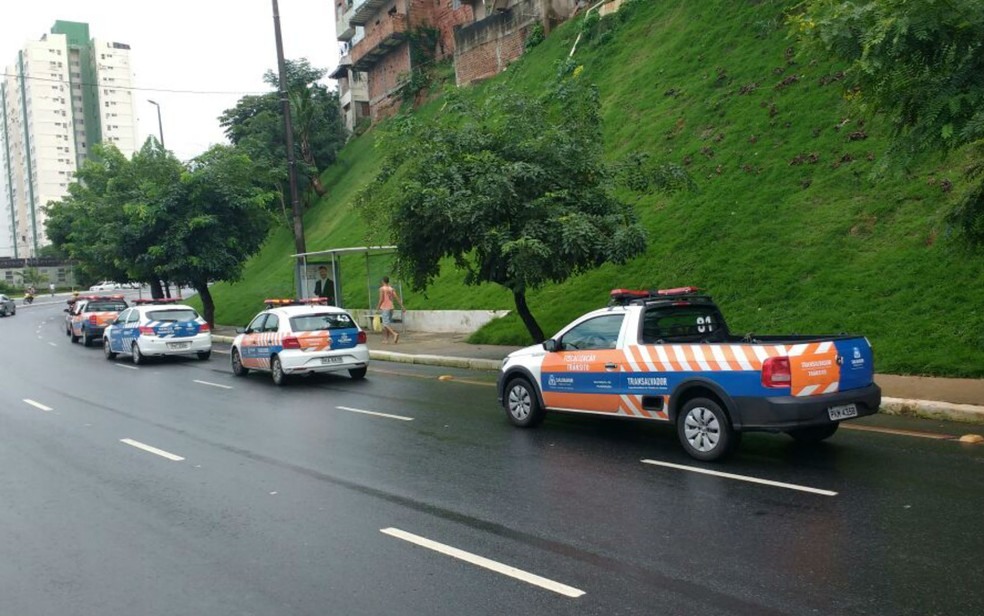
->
xmin=213 ymin=335 xmax=236 ymax=343
xmin=880 ymin=396 xmax=984 ymax=425
xmin=368 ymin=350 xmax=501 ymax=371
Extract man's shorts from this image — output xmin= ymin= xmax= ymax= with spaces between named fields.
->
xmin=381 ymin=309 xmax=394 ymax=325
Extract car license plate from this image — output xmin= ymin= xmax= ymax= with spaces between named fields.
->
xmin=321 ymin=356 xmax=343 ymax=365
xmin=828 ymin=403 xmax=858 ymax=421
xmin=167 ymin=342 xmax=191 ymax=350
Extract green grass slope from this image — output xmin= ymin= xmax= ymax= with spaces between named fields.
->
xmin=203 ymin=0 xmax=984 ymax=377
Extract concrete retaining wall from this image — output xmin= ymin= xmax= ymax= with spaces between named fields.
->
xmin=349 ymin=309 xmax=510 ymax=334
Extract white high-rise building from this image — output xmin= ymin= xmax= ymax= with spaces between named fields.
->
xmin=0 ymin=21 xmax=137 ymax=258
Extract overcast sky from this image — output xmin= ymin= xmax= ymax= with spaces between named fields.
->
xmin=0 ymin=0 xmax=341 ymax=161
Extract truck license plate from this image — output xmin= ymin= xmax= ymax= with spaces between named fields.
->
xmin=321 ymin=356 xmax=343 ymax=365
xmin=167 ymin=342 xmax=190 ymax=350
xmin=828 ymin=403 xmax=858 ymax=421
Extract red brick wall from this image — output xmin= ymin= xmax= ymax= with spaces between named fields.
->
xmin=453 ymin=25 xmax=528 ymax=85
xmin=408 ymin=0 xmax=475 ymax=58
xmin=368 ymin=42 xmax=411 ymax=102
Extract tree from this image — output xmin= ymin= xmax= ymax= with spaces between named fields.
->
xmin=219 ymin=59 xmax=347 ymax=211
xmin=793 ymin=0 xmax=984 ymax=243
xmin=45 ymin=140 xmax=181 ymax=296
xmin=361 ymin=72 xmax=662 ymax=342
xmin=154 ymin=146 xmax=276 ymax=326
xmin=45 ymin=142 xmax=275 ymax=324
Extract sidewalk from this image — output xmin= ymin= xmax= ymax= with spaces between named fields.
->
xmin=211 ymin=327 xmax=984 ymax=425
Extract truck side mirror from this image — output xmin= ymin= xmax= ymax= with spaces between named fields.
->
xmin=542 ymin=338 xmax=560 ymax=352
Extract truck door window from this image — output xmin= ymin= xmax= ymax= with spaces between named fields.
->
xmin=642 ymin=306 xmax=726 ymax=343
xmin=560 ymin=315 xmax=624 ymax=350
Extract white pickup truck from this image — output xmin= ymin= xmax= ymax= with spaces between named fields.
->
xmin=497 ymin=287 xmax=881 ymax=461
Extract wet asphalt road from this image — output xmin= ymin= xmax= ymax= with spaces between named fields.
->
xmin=2 ymin=300 xmax=983 ymax=615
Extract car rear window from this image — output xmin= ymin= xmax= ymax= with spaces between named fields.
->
xmin=642 ymin=306 xmax=726 ymax=343
xmin=147 ymin=309 xmax=199 ymax=322
xmin=290 ymin=312 xmax=356 ymax=332
xmin=85 ymin=301 xmax=127 ymax=312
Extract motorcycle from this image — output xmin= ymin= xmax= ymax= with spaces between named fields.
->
xmin=23 ymin=292 xmax=34 ymax=305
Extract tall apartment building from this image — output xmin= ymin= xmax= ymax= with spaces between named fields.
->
xmin=331 ymin=1 xmax=371 ymax=133
xmin=0 ymin=21 xmax=138 ymax=258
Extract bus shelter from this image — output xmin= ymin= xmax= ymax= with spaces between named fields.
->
xmin=290 ymin=246 xmax=399 ymax=315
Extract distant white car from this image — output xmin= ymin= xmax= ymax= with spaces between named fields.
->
xmin=89 ymin=280 xmax=123 ymax=291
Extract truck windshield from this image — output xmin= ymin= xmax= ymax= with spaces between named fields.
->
xmin=85 ymin=301 xmax=127 ymax=312
xmin=642 ymin=305 xmax=726 ymax=343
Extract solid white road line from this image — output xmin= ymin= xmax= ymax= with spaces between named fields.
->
xmin=114 ymin=364 xmax=138 ymax=370
xmin=120 ymin=438 xmax=185 ymax=461
xmin=23 ymin=399 xmax=52 ymax=412
xmin=336 ymin=406 xmax=413 ymax=421
xmin=641 ymin=459 xmax=838 ymax=496
xmin=193 ymin=379 xmax=233 ymax=390
xmin=380 ymin=528 xmax=585 ymax=598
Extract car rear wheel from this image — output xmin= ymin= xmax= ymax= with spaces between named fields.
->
xmin=271 ymin=355 xmax=287 ymax=386
xmin=104 ymin=337 xmax=117 ymax=360
xmin=70 ymin=330 xmax=79 ymax=343
xmin=82 ymin=330 xmax=91 ymax=347
xmin=676 ymin=397 xmax=738 ymax=462
xmin=197 ymin=350 xmax=211 ymax=361
xmin=231 ymin=349 xmax=249 ymax=376
xmin=504 ymin=377 xmax=545 ymax=428
xmin=132 ymin=342 xmax=144 ymax=365
xmin=786 ymin=423 xmax=839 ymax=443
xmin=349 ymin=366 xmax=368 ymax=380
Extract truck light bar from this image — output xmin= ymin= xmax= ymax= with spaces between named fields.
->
xmin=609 ymin=286 xmax=704 ymax=306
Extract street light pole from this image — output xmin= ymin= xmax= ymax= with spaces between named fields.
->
xmin=272 ymin=0 xmax=307 ymax=298
xmin=147 ymin=99 xmax=164 ymax=148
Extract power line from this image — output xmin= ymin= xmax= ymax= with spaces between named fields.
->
xmin=0 ymin=72 xmax=268 ymax=96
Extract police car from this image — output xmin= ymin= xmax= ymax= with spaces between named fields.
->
xmin=65 ymin=295 xmax=129 ymax=346
xmin=103 ymin=298 xmax=212 ymax=364
xmin=231 ymin=298 xmax=369 ymax=385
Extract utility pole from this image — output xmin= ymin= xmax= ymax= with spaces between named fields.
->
xmin=272 ymin=0 xmax=307 ymax=298
xmin=147 ymin=99 xmax=164 ymax=148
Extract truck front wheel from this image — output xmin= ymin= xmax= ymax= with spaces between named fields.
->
xmin=676 ymin=397 xmax=738 ymax=462
xmin=504 ymin=377 xmax=545 ymax=428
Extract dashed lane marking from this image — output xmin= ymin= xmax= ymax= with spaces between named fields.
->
xmin=119 ymin=438 xmax=185 ymax=461
xmin=380 ymin=527 xmax=585 ymax=598
xmin=23 ymin=399 xmax=53 ymax=412
xmin=193 ymin=379 xmax=233 ymax=390
xmin=336 ymin=406 xmax=413 ymax=421
xmin=641 ymin=459 xmax=838 ymax=496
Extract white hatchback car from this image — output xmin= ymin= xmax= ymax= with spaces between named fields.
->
xmin=89 ymin=280 xmax=123 ymax=291
xmin=103 ymin=299 xmax=212 ymax=364
xmin=231 ymin=299 xmax=369 ymax=385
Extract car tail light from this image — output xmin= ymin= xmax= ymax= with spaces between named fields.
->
xmin=139 ymin=326 xmax=155 ymax=336
xmin=282 ymin=336 xmax=301 ymax=349
xmin=357 ymin=330 xmax=367 ymax=344
xmin=762 ymin=356 xmax=792 ymax=388
xmin=89 ymin=315 xmax=98 ymax=324
xmin=199 ymin=322 xmax=211 ymax=332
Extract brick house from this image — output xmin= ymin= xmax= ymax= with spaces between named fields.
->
xmin=454 ymin=0 xmax=580 ymax=86
xmin=349 ymin=0 xmax=476 ymax=121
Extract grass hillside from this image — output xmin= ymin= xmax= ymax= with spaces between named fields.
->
xmin=200 ymin=0 xmax=984 ymax=377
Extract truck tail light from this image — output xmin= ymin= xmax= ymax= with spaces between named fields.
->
xmin=282 ymin=336 xmax=301 ymax=349
xmin=762 ymin=356 xmax=791 ymax=388
xmin=139 ymin=326 xmax=155 ymax=336
xmin=357 ymin=331 xmax=367 ymax=344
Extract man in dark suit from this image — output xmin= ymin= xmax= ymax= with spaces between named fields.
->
xmin=313 ymin=265 xmax=333 ymax=301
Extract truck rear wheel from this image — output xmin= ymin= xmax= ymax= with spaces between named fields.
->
xmin=676 ymin=397 xmax=738 ymax=462
xmin=787 ymin=423 xmax=839 ymax=443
